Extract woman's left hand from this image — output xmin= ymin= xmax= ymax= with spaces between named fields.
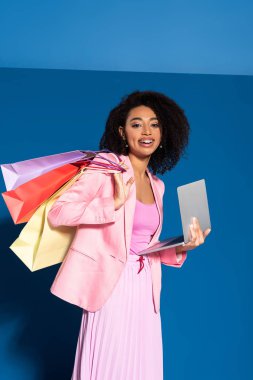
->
xmin=176 ymin=217 xmax=211 ymax=253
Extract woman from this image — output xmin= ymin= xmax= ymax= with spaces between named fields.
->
xmin=47 ymin=90 xmax=211 ymax=379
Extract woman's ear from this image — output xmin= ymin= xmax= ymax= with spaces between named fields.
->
xmin=118 ymin=125 xmax=123 ymax=138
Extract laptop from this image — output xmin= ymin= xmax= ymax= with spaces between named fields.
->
xmin=136 ymin=179 xmax=211 ymax=256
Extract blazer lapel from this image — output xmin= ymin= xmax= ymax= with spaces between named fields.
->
xmin=146 ymin=168 xmax=163 ymax=248
xmin=119 ymin=154 xmax=136 ymax=260
xmin=119 ymin=154 xmax=163 ymax=261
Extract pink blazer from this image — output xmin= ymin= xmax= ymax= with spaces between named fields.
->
xmin=47 ymin=152 xmax=187 ymax=313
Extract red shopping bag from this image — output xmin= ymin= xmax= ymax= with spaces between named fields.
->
xmin=2 ymin=161 xmax=90 ymax=224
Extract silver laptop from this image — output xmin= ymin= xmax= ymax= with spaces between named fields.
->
xmin=136 ymin=179 xmax=211 ymax=255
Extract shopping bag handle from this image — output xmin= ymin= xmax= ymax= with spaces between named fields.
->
xmin=78 ymin=149 xmax=125 ymax=172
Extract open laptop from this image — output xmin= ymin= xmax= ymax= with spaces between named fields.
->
xmin=136 ymin=179 xmax=211 ymax=256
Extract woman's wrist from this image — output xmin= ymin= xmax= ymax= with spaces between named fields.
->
xmin=114 ymin=199 xmax=122 ymax=211
xmin=176 ymin=245 xmax=185 ymax=254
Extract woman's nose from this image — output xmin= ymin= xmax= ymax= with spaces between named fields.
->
xmin=142 ymin=125 xmax=152 ymax=135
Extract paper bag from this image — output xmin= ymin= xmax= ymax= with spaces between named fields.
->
xmin=9 ymin=169 xmax=85 ymax=271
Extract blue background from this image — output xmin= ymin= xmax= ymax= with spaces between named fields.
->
xmin=0 ymin=0 xmax=253 ymax=75
xmin=0 ymin=0 xmax=252 ymax=378
xmin=0 ymin=68 xmax=252 ymax=379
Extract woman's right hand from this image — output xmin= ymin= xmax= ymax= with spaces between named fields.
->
xmin=113 ymin=161 xmax=135 ymax=210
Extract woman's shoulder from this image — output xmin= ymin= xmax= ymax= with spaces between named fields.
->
xmin=82 ymin=151 xmax=122 ymax=178
xmin=94 ymin=151 xmax=122 ymax=164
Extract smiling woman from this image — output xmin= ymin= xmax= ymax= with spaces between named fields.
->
xmin=47 ymin=90 xmax=210 ymax=380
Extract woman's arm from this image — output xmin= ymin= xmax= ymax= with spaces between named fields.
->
xmin=47 ymin=172 xmax=115 ymax=227
xmin=159 ymin=217 xmax=211 ymax=267
xmin=159 ymin=246 xmax=187 ymax=267
xmin=47 ymin=169 xmax=116 ymax=228
xmin=48 ymin=153 xmax=135 ymax=228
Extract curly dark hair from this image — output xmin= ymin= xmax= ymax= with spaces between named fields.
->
xmin=99 ymin=90 xmax=190 ymax=175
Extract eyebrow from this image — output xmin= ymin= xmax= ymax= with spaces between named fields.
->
xmin=129 ymin=117 xmax=158 ymax=122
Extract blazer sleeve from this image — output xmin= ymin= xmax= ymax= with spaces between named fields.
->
xmin=47 ymin=168 xmax=116 ymax=228
xmin=159 ymin=247 xmax=187 ymax=267
xmin=158 ymin=178 xmax=187 ymax=267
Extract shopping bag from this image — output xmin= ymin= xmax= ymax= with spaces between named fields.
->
xmin=9 ymin=157 xmax=123 ymax=271
xmin=2 ymin=162 xmax=89 ymax=224
xmin=1 ymin=150 xmax=92 ymax=191
xmin=9 ymin=169 xmax=86 ymax=271
xmin=1 ymin=149 xmax=125 ymax=224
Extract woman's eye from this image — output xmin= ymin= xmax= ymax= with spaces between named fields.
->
xmin=131 ymin=123 xmax=160 ymax=128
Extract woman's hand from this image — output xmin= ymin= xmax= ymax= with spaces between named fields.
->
xmin=113 ymin=161 xmax=135 ymax=210
xmin=176 ymin=217 xmax=211 ymax=253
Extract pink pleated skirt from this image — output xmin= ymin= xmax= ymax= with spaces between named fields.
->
xmin=71 ymin=253 xmax=163 ymax=380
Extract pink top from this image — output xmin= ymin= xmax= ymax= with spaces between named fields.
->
xmin=129 ymin=199 xmax=160 ymax=256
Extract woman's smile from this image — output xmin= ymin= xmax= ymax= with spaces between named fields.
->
xmin=138 ymin=138 xmax=155 ymax=147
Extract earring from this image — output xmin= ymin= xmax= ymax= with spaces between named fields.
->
xmin=122 ymin=134 xmax=128 ymax=148
xmin=159 ymin=145 xmax=163 ymax=148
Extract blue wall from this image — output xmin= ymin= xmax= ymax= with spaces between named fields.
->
xmin=0 ymin=68 xmax=252 ymax=379
xmin=0 ymin=0 xmax=252 ymax=75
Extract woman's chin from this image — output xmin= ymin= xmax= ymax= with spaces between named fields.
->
xmin=128 ymin=148 xmax=155 ymax=159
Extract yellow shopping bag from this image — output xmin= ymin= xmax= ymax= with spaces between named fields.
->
xmin=10 ymin=169 xmax=85 ymax=271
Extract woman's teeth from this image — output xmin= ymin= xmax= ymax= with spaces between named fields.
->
xmin=139 ymin=140 xmax=154 ymax=146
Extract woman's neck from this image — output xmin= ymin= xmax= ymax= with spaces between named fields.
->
xmin=128 ymin=153 xmax=150 ymax=180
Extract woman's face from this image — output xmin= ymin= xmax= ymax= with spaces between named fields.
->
xmin=118 ymin=105 xmax=162 ymax=158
